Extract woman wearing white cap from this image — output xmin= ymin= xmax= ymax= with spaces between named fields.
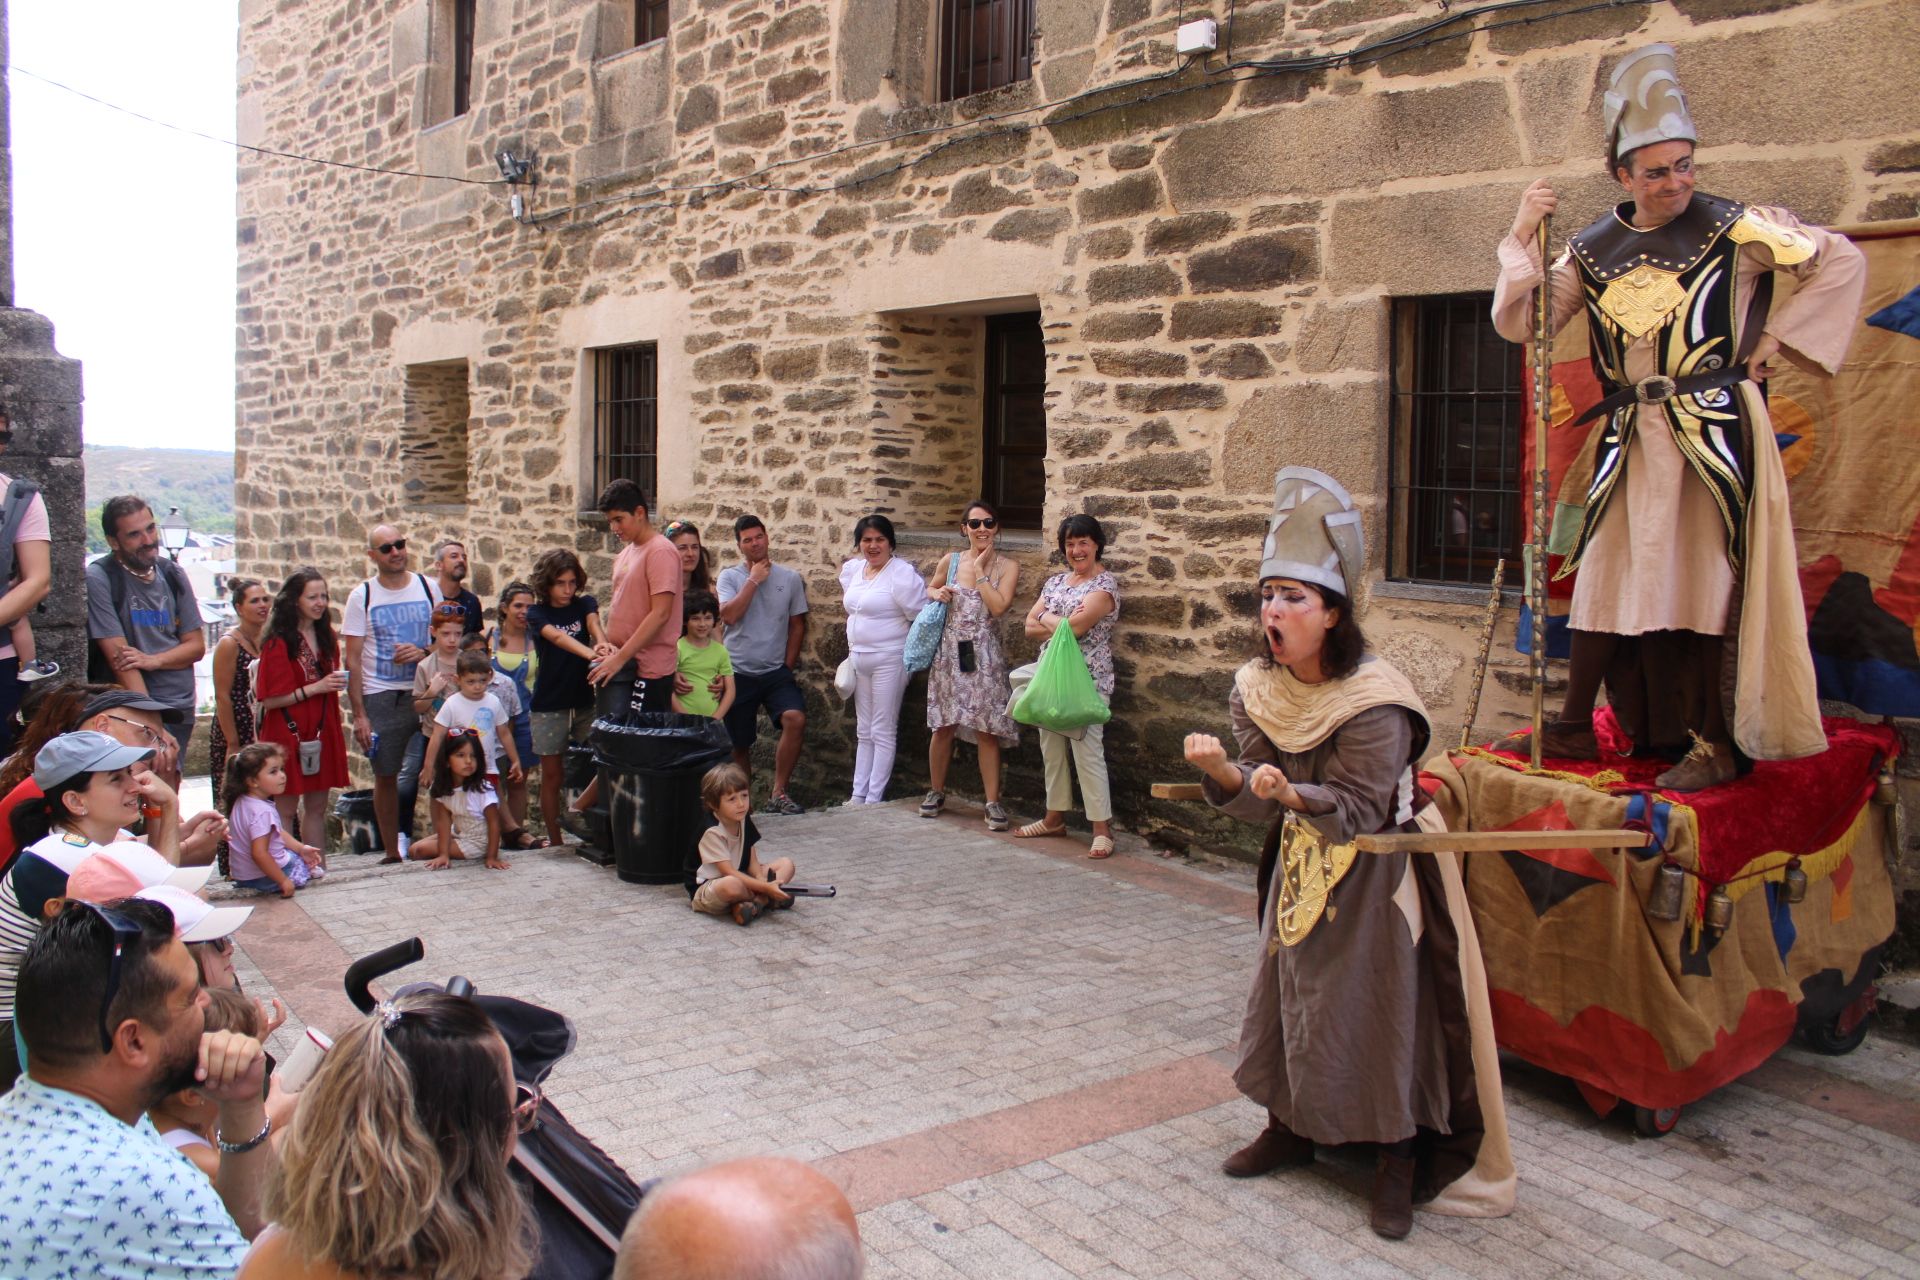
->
xmin=10 ymin=729 xmax=175 ymax=868
xmin=1182 ymin=469 xmax=1513 ymax=1239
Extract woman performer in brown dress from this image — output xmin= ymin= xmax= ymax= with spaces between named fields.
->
xmin=1183 ymin=468 xmax=1513 ymax=1239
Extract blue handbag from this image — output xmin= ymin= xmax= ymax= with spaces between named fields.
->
xmin=902 ymin=554 xmax=958 ymax=673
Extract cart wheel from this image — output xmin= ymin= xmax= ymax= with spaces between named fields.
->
xmin=1802 ymin=1012 xmax=1872 ymax=1056
xmin=1632 ymin=1105 xmax=1680 ymax=1137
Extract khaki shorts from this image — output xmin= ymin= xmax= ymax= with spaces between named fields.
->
xmin=530 ymin=706 xmax=594 ymax=759
xmin=691 ymin=878 xmax=734 ymax=916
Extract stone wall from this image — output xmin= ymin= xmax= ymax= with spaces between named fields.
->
xmin=236 ymin=0 xmax=1920 ymax=908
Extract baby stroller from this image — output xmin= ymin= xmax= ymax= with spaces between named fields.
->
xmin=345 ymin=939 xmax=648 ymax=1280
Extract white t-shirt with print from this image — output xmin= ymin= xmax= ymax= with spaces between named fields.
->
xmin=435 ymin=691 xmax=511 ymax=773
xmin=339 ymin=574 xmax=442 ymax=693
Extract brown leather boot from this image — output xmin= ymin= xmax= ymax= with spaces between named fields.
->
xmin=1221 ymin=1116 xmax=1313 ymax=1177
xmin=1497 ymin=718 xmax=1601 ymax=761
xmin=1655 ymin=738 xmax=1737 ymax=792
xmin=1370 ymin=1147 xmax=1415 ymax=1239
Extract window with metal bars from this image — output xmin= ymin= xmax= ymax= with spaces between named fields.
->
xmin=938 ymin=0 xmax=1033 ymax=103
xmin=1387 ymin=294 xmax=1524 ymax=587
xmin=452 ymin=0 xmax=476 ymax=117
xmin=637 ymin=0 xmax=670 ymax=45
xmin=982 ymin=312 xmax=1047 ymax=529
xmin=592 ymin=343 xmax=659 ymax=503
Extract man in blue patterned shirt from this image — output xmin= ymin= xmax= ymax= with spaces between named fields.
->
xmin=0 ymin=898 xmax=268 ymax=1278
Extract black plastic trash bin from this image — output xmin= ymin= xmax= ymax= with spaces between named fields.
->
xmin=335 ymin=789 xmax=381 ymax=855
xmin=590 ymin=711 xmax=734 ymax=884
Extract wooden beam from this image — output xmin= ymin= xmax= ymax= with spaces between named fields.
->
xmin=1355 ymin=829 xmax=1649 ymax=853
xmin=1152 ymin=782 xmax=1205 ymax=800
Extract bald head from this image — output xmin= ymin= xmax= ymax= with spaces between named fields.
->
xmin=614 ymin=1157 xmax=862 ymax=1280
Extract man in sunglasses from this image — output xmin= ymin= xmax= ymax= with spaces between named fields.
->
xmin=342 ymin=524 xmax=443 ymax=863
xmin=0 ymin=898 xmax=267 ymax=1275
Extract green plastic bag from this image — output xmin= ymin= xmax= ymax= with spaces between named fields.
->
xmin=1009 ymin=627 xmax=1111 ymax=733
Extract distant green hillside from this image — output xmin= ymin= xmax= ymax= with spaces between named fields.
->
xmin=83 ymin=445 xmax=234 ymax=554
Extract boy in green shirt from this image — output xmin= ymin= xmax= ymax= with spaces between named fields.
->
xmin=673 ymin=591 xmax=735 ymax=719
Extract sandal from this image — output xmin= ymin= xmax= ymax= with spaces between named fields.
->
xmin=1086 ymin=836 xmax=1116 ymax=860
xmin=731 ymin=900 xmax=763 ymax=927
xmin=1014 ymin=819 xmax=1066 ymax=839
xmin=504 ymin=828 xmax=548 ymax=851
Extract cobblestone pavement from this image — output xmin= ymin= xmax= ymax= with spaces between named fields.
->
xmin=232 ymin=800 xmax=1920 ymax=1279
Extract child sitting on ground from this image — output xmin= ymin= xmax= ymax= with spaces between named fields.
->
xmin=224 ymin=743 xmax=323 ymax=897
xmin=412 ymin=730 xmax=507 ymax=870
xmin=691 ymin=762 xmax=793 ymax=925
xmin=672 ymin=590 xmax=735 ymax=720
xmin=149 ymin=986 xmax=262 ymax=1179
xmin=422 ymin=651 xmax=524 ymax=793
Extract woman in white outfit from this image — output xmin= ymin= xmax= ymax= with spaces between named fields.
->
xmin=839 ymin=514 xmax=927 ymax=805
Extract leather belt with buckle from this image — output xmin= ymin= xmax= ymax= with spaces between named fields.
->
xmin=1574 ymin=363 xmax=1751 ymax=426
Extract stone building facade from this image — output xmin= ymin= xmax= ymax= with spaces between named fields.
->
xmin=234 ymin=0 xmax=1920 ymax=885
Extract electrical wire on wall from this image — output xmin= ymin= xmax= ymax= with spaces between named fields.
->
xmin=13 ymin=0 xmax=1652 ymax=225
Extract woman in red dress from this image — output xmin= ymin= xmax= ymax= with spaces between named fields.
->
xmin=255 ymin=567 xmax=349 ymax=868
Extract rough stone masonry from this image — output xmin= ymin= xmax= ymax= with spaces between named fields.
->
xmin=233 ymin=0 xmax=1920 ymax=943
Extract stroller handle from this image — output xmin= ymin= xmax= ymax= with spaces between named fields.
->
xmin=344 ymin=938 xmax=426 ymax=1012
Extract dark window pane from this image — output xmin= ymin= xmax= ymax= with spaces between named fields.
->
xmin=638 ymin=0 xmax=670 ymax=45
xmin=939 ymin=0 xmax=1033 ymax=102
xmin=594 ymin=343 xmax=658 ymax=502
xmin=983 ymin=312 xmax=1046 ymax=528
xmin=452 ymin=0 xmax=476 ymax=117
xmin=1389 ymin=294 xmax=1523 ymax=586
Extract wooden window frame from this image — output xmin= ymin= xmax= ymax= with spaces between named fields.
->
xmin=1387 ymin=293 xmax=1524 ymax=587
xmin=938 ymin=0 xmax=1034 ymax=103
xmin=981 ymin=312 xmax=1046 ymax=530
xmin=452 ymin=0 xmax=477 ymax=117
xmin=592 ymin=343 xmax=659 ymax=503
xmin=637 ymin=0 xmax=670 ymax=46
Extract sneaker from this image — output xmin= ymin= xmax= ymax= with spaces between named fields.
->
xmin=396 ymin=833 xmax=411 ymax=862
xmin=919 ymin=790 xmax=946 ymax=818
xmin=307 ymin=863 xmax=327 ymax=882
xmin=765 ymin=792 xmax=804 ymax=817
xmin=16 ymin=659 xmax=58 ymax=683
xmin=984 ymin=801 xmax=1009 ymax=832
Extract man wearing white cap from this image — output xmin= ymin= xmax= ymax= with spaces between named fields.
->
xmin=1494 ymin=44 xmax=1866 ymax=790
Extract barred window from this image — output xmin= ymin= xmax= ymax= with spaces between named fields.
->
xmin=592 ymin=343 xmax=658 ymax=502
xmin=938 ymin=0 xmax=1033 ymax=103
xmin=1387 ymin=294 xmax=1524 ymax=586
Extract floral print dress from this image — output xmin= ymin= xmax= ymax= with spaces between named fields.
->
xmin=1038 ymin=570 xmax=1120 ymax=699
xmin=926 ymin=553 xmax=1020 ymax=748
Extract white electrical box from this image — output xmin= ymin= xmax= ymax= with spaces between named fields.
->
xmin=1175 ymin=17 xmax=1218 ymax=55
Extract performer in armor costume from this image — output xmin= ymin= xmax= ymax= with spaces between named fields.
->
xmin=1493 ymin=44 xmax=1866 ymax=790
xmin=1184 ymin=469 xmax=1514 ymax=1239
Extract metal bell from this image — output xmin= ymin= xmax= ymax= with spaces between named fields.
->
xmin=1783 ymin=858 xmax=1808 ymax=905
xmin=1704 ymin=885 xmax=1734 ymax=935
xmin=1648 ymin=861 xmax=1686 ymax=921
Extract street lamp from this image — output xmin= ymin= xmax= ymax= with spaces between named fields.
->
xmin=160 ymin=506 xmax=189 ymax=561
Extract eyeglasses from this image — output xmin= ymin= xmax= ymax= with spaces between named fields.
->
xmin=101 ymin=713 xmax=168 ymax=752
xmin=375 ymin=539 xmax=408 ymax=554
xmin=512 ymin=1081 xmax=543 ymax=1134
xmin=75 ymin=901 xmax=142 ymax=1054
xmin=965 ymin=517 xmax=998 ymax=530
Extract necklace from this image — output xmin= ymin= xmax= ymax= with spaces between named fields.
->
xmin=862 ymin=559 xmax=887 ymax=580
xmin=119 ymin=556 xmax=157 ymax=584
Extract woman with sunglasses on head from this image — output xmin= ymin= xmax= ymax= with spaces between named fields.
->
xmin=254 ymin=569 xmax=349 ymax=873
xmin=239 ymin=990 xmax=536 ymax=1280
xmin=920 ymin=500 xmax=1022 ymax=831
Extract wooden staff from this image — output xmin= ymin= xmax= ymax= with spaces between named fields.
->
xmin=1459 ymin=557 xmax=1506 ymax=750
xmin=1528 ymin=216 xmax=1554 ymax=771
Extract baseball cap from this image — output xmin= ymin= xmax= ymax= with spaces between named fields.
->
xmin=80 ymin=689 xmax=189 ymax=727
xmin=65 ymin=841 xmax=213 ymax=903
xmin=135 ymin=883 xmax=253 ymax=944
xmin=31 ymin=730 xmax=156 ymax=791
xmin=7 ymin=852 xmax=74 ymax=920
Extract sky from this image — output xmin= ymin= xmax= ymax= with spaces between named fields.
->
xmin=10 ymin=0 xmax=239 ymax=452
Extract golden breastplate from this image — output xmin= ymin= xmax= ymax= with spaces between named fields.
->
xmin=1269 ymin=814 xmax=1359 ymax=951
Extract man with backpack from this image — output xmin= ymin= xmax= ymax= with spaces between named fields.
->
xmin=86 ymin=495 xmax=203 ymax=787
xmin=341 ymin=523 xmax=442 ymax=863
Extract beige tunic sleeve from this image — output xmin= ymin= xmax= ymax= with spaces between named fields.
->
xmin=1490 ymin=233 xmax=1583 ymax=345
xmin=1744 ymin=206 xmax=1867 ymax=376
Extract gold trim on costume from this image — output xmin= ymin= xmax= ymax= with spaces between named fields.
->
xmin=1268 ymin=814 xmax=1358 ymax=950
xmin=1727 ymin=208 xmax=1815 ymax=265
xmin=1596 ymin=264 xmax=1687 ymax=339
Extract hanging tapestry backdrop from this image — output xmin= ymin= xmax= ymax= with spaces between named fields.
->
xmin=1514 ymin=219 xmax=1920 ymax=720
